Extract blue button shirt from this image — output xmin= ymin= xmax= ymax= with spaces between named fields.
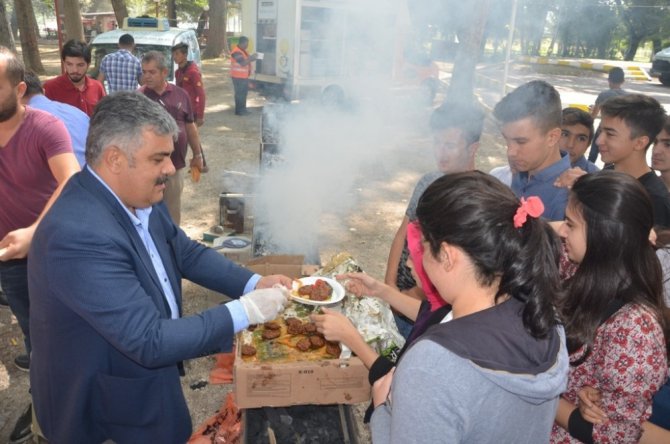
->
xmin=511 ymin=155 xmax=571 ymax=221
xmin=572 ymin=156 xmax=600 ymax=173
xmin=87 ymin=166 xmax=260 ymax=330
xmin=28 ymin=96 xmax=89 ymax=167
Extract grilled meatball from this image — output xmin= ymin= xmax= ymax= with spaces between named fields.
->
xmin=297 ymin=285 xmax=313 ymax=297
xmin=309 ymin=335 xmax=325 ymax=349
xmin=287 ymin=321 xmax=304 ymax=336
xmin=263 ymin=321 xmax=281 ymax=330
xmin=325 ymin=341 xmax=341 ymax=357
xmin=261 ymin=328 xmax=281 ymax=340
xmin=310 ymin=279 xmax=333 ymax=301
xmin=296 ymin=337 xmax=311 ymax=352
xmin=303 ymin=323 xmax=317 ymax=335
xmin=241 ymin=344 xmax=257 ymax=357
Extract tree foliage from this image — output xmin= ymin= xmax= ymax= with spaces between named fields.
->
xmin=614 ymin=0 xmax=667 ymax=60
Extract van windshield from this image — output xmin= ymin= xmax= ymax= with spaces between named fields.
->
xmin=90 ymin=44 xmax=175 ymax=81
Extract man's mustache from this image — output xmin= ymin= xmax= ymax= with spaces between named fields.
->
xmin=156 ymin=176 xmax=169 ymax=186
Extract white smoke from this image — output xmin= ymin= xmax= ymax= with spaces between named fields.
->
xmin=250 ymin=0 xmax=437 ymax=258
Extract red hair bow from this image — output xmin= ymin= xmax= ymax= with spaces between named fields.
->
xmin=513 ymin=196 xmax=544 ymax=228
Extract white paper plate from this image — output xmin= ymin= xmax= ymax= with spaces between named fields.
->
xmin=290 ymin=276 xmax=345 ymax=306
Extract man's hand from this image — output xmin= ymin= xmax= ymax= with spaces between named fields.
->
xmin=189 ymin=155 xmax=204 ymax=172
xmin=239 ymin=286 xmax=289 ymax=324
xmin=0 ymin=226 xmax=37 ymax=261
xmin=577 ymin=385 xmax=607 ymax=424
xmin=554 ymin=167 xmax=587 ymax=189
xmin=255 ymin=274 xmax=293 ymax=289
xmin=196 ymin=118 xmax=205 ymax=127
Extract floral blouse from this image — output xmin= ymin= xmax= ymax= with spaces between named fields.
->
xmin=550 ymin=303 xmax=668 ymax=443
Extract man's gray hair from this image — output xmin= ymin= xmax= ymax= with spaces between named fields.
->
xmin=142 ymin=50 xmax=167 ymax=71
xmin=86 ymin=92 xmax=177 ymax=166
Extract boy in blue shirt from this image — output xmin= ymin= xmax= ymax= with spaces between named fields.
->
xmin=493 ymin=80 xmax=570 ymax=221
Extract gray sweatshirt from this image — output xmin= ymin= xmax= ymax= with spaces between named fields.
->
xmin=371 ymin=299 xmax=568 ymax=443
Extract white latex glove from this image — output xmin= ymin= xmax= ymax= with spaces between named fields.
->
xmin=240 ymin=286 xmax=289 ymax=325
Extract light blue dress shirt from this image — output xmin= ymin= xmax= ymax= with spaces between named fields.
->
xmin=28 ymin=96 xmax=89 ymax=167
xmin=511 ymin=155 xmax=571 ymax=221
xmin=87 ymin=166 xmax=260 ymax=330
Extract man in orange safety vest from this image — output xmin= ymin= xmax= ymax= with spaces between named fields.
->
xmin=230 ymin=36 xmax=258 ymax=116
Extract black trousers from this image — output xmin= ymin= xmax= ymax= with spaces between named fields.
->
xmin=232 ymin=77 xmax=249 ymax=114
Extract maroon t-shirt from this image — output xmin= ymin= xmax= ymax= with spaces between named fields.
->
xmin=43 ymin=74 xmax=106 ymax=117
xmin=175 ymin=62 xmax=206 ymax=121
xmin=0 ymin=107 xmax=73 ymax=238
xmin=139 ymin=84 xmax=194 ymax=170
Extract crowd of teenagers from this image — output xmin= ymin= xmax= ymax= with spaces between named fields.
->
xmin=314 ymin=78 xmax=670 ymax=443
xmin=2 ymin=35 xmax=670 ymax=443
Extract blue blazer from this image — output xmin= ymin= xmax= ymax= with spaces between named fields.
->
xmin=29 ymin=168 xmax=254 ymax=443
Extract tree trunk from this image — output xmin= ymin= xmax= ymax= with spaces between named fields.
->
xmin=0 ymin=0 xmax=16 ymax=52
xmin=221 ymin=3 xmax=229 ymax=57
xmin=13 ymin=0 xmax=44 ymax=73
xmin=62 ymin=0 xmax=84 ymax=42
xmin=624 ymin=34 xmax=641 ymax=61
xmin=110 ymin=0 xmax=129 ymax=28
xmin=167 ymin=0 xmax=177 ymax=27
xmin=203 ymin=0 xmax=225 ymax=59
xmin=447 ymin=0 xmax=490 ymax=102
xmin=652 ymin=38 xmax=662 ymax=61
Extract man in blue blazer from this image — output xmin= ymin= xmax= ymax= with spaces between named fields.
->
xmin=28 ymin=92 xmax=292 ymax=443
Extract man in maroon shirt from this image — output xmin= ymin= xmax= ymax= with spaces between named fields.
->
xmin=43 ymin=39 xmax=105 ymax=117
xmin=0 ymin=46 xmax=79 ymax=443
xmin=139 ymin=51 xmax=204 ymax=225
xmin=172 ymin=43 xmax=206 ymax=127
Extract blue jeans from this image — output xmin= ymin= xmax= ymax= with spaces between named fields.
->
xmin=0 ymin=259 xmax=30 ymax=354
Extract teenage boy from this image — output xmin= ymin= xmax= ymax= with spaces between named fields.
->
xmin=599 ymin=94 xmax=670 ymax=227
xmin=172 ymin=43 xmax=206 ymax=127
xmin=588 ymin=67 xmax=627 ymax=163
xmin=385 ymin=101 xmax=485 ymax=338
xmin=560 ymin=107 xmax=599 ymax=173
xmin=652 ymin=117 xmax=670 ymax=192
xmin=493 ymin=80 xmax=570 ymax=221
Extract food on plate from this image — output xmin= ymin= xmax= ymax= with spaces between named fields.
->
xmin=295 ymin=279 xmax=333 ymax=301
xmin=325 ymin=341 xmax=341 ymax=357
xmin=241 ymin=344 xmax=257 ymax=357
xmin=309 ymin=335 xmax=325 ymax=349
xmin=261 ymin=328 xmax=281 ymax=340
xmin=295 ymin=337 xmax=311 ymax=352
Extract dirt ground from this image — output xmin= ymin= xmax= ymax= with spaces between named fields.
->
xmin=0 ymin=45 xmax=506 ymax=442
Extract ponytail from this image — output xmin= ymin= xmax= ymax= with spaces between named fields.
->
xmin=417 ymin=171 xmax=561 ymax=339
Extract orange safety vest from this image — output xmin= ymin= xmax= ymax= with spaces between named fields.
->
xmin=230 ymin=47 xmax=251 ymax=79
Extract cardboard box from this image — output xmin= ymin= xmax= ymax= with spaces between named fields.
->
xmin=245 ymin=255 xmax=307 ymax=279
xmin=234 ymin=254 xmax=370 ymax=408
xmin=234 ymin=348 xmax=370 ymax=409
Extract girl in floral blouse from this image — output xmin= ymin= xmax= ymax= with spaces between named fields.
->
xmin=551 ymin=171 xmax=669 ymax=444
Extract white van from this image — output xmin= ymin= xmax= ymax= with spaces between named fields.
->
xmin=90 ymin=17 xmax=201 ymax=85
